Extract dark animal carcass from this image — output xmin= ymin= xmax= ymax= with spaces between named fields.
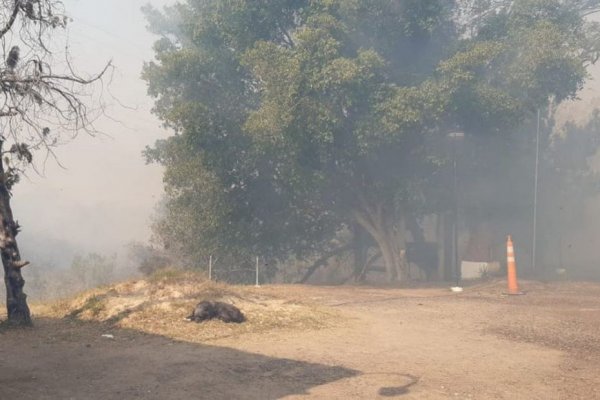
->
xmin=187 ymin=301 xmax=245 ymax=323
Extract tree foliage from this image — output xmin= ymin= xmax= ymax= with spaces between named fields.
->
xmin=144 ymin=0 xmax=600 ymax=280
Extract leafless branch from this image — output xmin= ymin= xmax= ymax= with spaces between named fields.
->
xmin=0 ymin=0 xmax=112 ymax=175
xmin=0 ymin=1 xmax=21 ymax=41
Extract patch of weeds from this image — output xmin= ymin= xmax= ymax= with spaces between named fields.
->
xmin=85 ymin=296 xmax=106 ymax=317
xmin=66 ymin=295 xmax=106 ymax=319
xmin=104 ymin=302 xmax=148 ymax=325
xmin=148 ymin=268 xmax=188 ymax=284
xmin=196 ymin=285 xmax=240 ymax=301
xmin=105 ymin=309 xmax=134 ymax=325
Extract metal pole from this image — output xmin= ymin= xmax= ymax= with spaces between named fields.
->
xmin=447 ymin=131 xmax=464 ymax=286
xmin=532 ymin=109 xmax=540 ymax=271
xmin=255 ymin=257 xmax=259 ymax=287
xmin=453 ymin=139 xmax=459 ymax=286
xmin=209 ymin=255 xmax=212 ymax=281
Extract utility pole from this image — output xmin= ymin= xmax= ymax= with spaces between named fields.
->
xmin=532 ymin=109 xmax=541 ymax=271
xmin=448 ymin=131 xmax=465 ymax=286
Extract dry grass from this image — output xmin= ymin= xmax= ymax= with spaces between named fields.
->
xmin=33 ymin=268 xmax=340 ymax=343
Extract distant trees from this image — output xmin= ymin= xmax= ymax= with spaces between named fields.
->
xmin=0 ymin=1 xmax=110 ymax=325
xmin=535 ymin=112 xmax=600 ymax=270
xmin=127 ymin=242 xmax=171 ymax=276
xmin=23 ymin=252 xmax=120 ymax=300
xmin=143 ymin=0 xmax=600 ymax=281
xmin=70 ymin=253 xmax=116 ymax=289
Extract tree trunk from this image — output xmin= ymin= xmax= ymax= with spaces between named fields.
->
xmin=0 ymin=142 xmax=31 ymax=326
xmin=377 ymin=236 xmax=400 ymax=281
xmin=351 ymin=224 xmax=368 ymax=282
xmin=353 ymin=204 xmax=407 ymax=282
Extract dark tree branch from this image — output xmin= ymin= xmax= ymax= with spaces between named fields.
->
xmin=298 ymin=243 xmax=352 ymax=284
xmin=0 ymin=1 xmax=21 ymax=41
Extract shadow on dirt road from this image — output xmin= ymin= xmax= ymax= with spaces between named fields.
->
xmin=377 ymin=374 xmax=419 ymax=397
xmin=0 ymin=318 xmax=358 ymax=400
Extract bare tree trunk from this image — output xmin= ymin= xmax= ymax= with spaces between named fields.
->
xmin=353 ymin=203 xmax=407 ymax=281
xmin=351 ymin=224 xmax=368 ymax=282
xmin=356 ymin=250 xmax=380 ymax=282
xmin=377 ymin=236 xmax=400 ymax=281
xmin=0 ymin=141 xmax=31 ymax=326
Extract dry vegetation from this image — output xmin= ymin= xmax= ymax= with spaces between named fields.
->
xmin=32 ymin=269 xmax=342 ymax=343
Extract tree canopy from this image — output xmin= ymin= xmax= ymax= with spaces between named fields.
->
xmin=143 ymin=0 xmax=600 ymax=280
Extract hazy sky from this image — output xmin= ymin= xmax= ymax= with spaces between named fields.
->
xmin=13 ymin=0 xmax=175 ymax=260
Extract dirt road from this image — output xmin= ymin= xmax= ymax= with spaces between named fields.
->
xmin=1 ymin=281 xmax=599 ymax=399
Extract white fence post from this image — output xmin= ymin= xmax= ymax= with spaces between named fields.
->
xmin=255 ymin=256 xmax=259 ymax=287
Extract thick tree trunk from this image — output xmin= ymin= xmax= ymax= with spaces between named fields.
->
xmin=351 ymin=224 xmax=368 ymax=282
xmin=377 ymin=236 xmax=400 ymax=281
xmin=0 ymin=142 xmax=31 ymax=326
xmin=353 ymin=203 xmax=407 ymax=282
xmin=356 ymin=250 xmax=380 ymax=282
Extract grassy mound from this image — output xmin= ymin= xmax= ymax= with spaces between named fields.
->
xmin=36 ymin=269 xmax=339 ymax=342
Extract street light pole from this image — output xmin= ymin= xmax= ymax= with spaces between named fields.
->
xmin=453 ymin=141 xmax=459 ymax=286
xmin=448 ymin=132 xmax=465 ymax=287
xmin=532 ymin=109 xmax=540 ymax=272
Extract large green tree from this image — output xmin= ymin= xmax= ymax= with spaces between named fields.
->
xmin=143 ymin=1 xmax=338 ymax=274
xmin=144 ymin=0 xmax=600 ymax=281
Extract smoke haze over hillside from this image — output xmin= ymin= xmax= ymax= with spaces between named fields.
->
xmin=12 ymin=0 xmax=174 ymax=267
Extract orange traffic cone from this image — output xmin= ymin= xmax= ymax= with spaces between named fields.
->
xmin=506 ymin=235 xmax=523 ymax=295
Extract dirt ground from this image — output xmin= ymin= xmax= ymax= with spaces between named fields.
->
xmin=1 ymin=280 xmax=600 ymax=399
